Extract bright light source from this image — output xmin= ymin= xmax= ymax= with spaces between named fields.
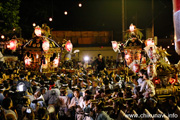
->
xmin=84 ymin=56 xmax=89 ymax=62
xmin=79 ymin=3 xmax=82 ymax=7
xmin=32 ymin=23 xmax=36 ymax=27
xmin=172 ymin=43 xmax=174 ymax=45
xmin=125 ymin=54 xmax=130 ymax=59
xmin=129 ymin=23 xmax=135 ymax=32
xmin=167 ymin=46 xmax=170 ymax=48
xmin=49 ymin=17 xmax=53 ymax=21
xmin=1 ymin=35 xmax=4 ymax=39
xmin=34 ymin=26 xmax=41 ymax=36
xmin=36 ymin=54 xmax=39 ymax=59
xmin=13 ymin=28 xmax=16 ymax=31
xmin=64 ymin=11 xmax=68 ymax=15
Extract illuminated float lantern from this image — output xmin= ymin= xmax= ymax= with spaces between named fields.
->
xmin=42 ymin=39 xmax=49 ymax=52
xmin=123 ymin=24 xmax=144 ymax=73
xmin=34 ymin=26 xmax=41 ymax=37
xmin=53 ymin=57 xmax=59 ymax=67
xmin=23 ymin=25 xmax=61 ymax=72
xmin=111 ymin=41 xmax=119 ymax=52
xmin=65 ymin=40 xmax=73 ymax=52
xmin=25 ymin=57 xmax=31 ymax=66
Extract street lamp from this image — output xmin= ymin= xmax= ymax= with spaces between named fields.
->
xmin=1 ymin=35 xmax=4 ymax=39
xmin=79 ymin=3 xmax=82 ymax=7
xmin=64 ymin=11 xmax=68 ymax=15
xmin=32 ymin=23 xmax=36 ymax=27
xmin=49 ymin=17 xmax=53 ymax=22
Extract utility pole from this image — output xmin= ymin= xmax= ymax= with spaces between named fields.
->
xmin=152 ymin=0 xmax=154 ymax=38
xmin=122 ymin=0 xmax=125 ymax=41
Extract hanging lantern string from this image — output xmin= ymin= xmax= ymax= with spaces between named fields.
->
xmin=62 ymin=0 xmax=86 ymax=15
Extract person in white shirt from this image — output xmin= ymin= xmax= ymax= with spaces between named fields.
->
xmin=140 ymin=72 xmax=155 ymax=98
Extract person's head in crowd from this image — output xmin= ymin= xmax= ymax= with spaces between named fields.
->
xmin=0 ymin=105 xmax=6 ymax=120
xmin=84 ymin=90 xmax=92 ymax=96
xmin=2 ymin=97 xmax=13 ymax=110
xmin=142 ymin=72 xmax=148 ymax=80
xmin=22 ymin=108 xmax=35 ymax=120
xmin=98 ymin=54 xmax=102 ymax=59
xmin=132 ymin=75 xmax=138 ymax=85
xmin=110 ymin=72 xmax=115 ymax=78
xmin=139 ymin=69 xmax=146 ymax=77
xmin=40 ymin=87 xmax=46 ymax=95
xmin=22 ymin=97 xmax=31 ymax=107
xmin=73 ymin=88 xmax=80 ymax=98
xmin=92 ymin=80 xmax=98 ymax=88
xmin=94 ymin=101 xmax=104 ymax=113
xmin=125 ymin=99 xmax=135 ymax=113
xmin=3 ymin=90 xmax=9 ymax=98
xmin=37 ymin=107 xmax=49 ymax=120
xmin=168 ymin=96 xmax=177 ymax=107
xmin=84 ymin=95 xmax=91 ymax=104
xmin=60 ymin=87 xmax=67 ymax=96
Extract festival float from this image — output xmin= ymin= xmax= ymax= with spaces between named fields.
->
xmin=23 ymin=24 xmax=61 ymax=73
xmin=112 ymin=24 xmax=180 ymax=97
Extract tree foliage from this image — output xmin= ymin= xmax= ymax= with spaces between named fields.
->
xmin=0 ymin=0 xmax=21 ymax=36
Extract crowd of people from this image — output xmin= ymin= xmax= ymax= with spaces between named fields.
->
xmin=0 ymin=52 xmax=180 ymax=120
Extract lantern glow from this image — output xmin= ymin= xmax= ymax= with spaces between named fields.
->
xmin=1 ymin=35 xmax=4 ymax=39
xmin=125 ymin=54 xmax=130 ymax=59
xmin=34 ymin=26 xmax=41 ymax=36
xmin=42 ymin=40 xmax=49 ymax=52
xmin=79 ymin=3 xmax=82 ymax=7
xmin=64 ymin=11 xmax=68 ymax=15
xmin=129 ymin=24 xmax=135 ymax=32
xmin=25 ymin=57 xmax=31 ymax=66
xmin=169 ymin=78 xmax=176 ymax=84
xmin=146 ymin=39 xmax=154 ymax=46
xmin=65 ymin=40 xmax=73 ymax=52
xmin=53 ymin=57 xmax=59 ymax=67
xmin=9 ymin=40 xmax=17 ymax=51
xmin=111 ymin=41 xmax=119 ymax=52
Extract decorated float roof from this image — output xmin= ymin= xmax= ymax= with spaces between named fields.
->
xmin=23 ymin=36 xmax=60 ymax=52
xmin=124 ymin=37 xmax=144 ymax=49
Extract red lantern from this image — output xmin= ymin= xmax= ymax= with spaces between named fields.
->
xmin=111 ymin=41 xmax=118 ymax=52
xmin=42 ymin=40 xmax=49 ymax=52
xmin=53 ymin=57 xmax=59 ymax=67
xmin=146 ymin=39 xmax=154 ymax=46
xmin=34 ymin=26 xmax=41 ymax=37
xmin=65 ymin=40 xmax=73 ymax=52
xmin=133 ymin=64 xmax=140 ymax=73
xmin=25 ymin=57 xmax=31 ymax=66
xmin=9 ymin=39 xmax=17 ymax=51
xmin=169 ymin=78 xmax=176 ymax=84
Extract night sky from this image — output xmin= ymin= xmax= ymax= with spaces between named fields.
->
xmin=19 ymin=0 xmax=173 ymax=40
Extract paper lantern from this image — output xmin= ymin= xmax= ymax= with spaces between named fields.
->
xmin=169 ymin=78 xmax=176 ymax=84
xmin=25 ymin=57 xmax=31 ymax=66
xmin=133 ymin=64 xmax=140 ymax=73
xmin=111 ymin=41 xmax=119 ymax=52
xmin=129 ymin=24 xmax=135 ymax=32
xmin=9 ymin=39 xmax=17 ymax=51
xmin=53 ymin=57 xmax=59 ymax=67
xmin=146 ymin=38 xmax=154 ymax=46
xmin=34 ymin=26 xmax=41 ymax=37
xmin=42 ymin=40 xmax=49 ymax=52
xmin=65 ymin=40 xmax=73 ymax=52
xmin=155 ymin=79 xmax=160 ymax=84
